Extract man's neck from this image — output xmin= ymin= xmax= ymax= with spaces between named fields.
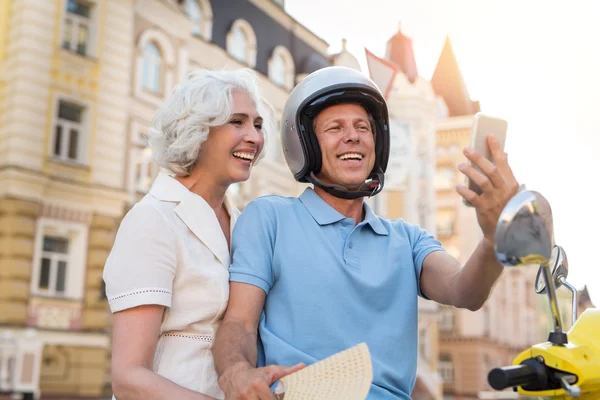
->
xmin=313 ymin=186 xmax=365 ymax=225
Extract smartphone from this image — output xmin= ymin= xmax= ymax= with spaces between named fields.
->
xmin=463 ymin=112 xmax=508 ymax=206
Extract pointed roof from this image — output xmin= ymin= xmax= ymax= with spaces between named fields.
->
xmin=578 ymin=285 xmax=594 ymax=308
xmin=431 ymin=37 xmax=479 ymax=117
xmin=385 ymin=23 xmax=418 ymax=83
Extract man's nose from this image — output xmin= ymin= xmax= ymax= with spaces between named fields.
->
xmin=344 ymin=126 xmax=360 ymax=142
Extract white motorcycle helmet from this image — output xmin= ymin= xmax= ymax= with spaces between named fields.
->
xmin=281 ymin=66 xmax=390 ymax=199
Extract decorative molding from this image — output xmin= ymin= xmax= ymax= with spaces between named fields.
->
xmin=0 ymin=328 xmax=109 ymax=348
xmin=27 ymin=297 xmax=83 ymax=331
xmin=39 ymin=203 xmax=92 ymax=225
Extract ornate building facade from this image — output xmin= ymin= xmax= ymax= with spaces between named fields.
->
xmin=0 ymin=0 xmax=333 ymax=398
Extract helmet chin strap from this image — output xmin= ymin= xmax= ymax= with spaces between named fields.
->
xmin=306 ymin=170 xmax=385 ymax=200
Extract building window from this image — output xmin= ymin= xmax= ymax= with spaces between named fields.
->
xmin=270 ymin=54 xmax=286 ymax=86
xmin=130 ymin=126 xmax=156 ymax=195
xmin=136 ymin=30 xmax=175 ymax=105
xmin=435 ymin=166 xmax=456 ymax=190
xmin=185 ymin=0 xmax=202 ymax=35
xmin=180 ymin=0 xmax=213 ymax=41
xmin=268 ymin=46 xmax=295 ymax=90
xmin=31 ymin=219 xmax=88 ymax=299
xmin=38 ymin=236 xmax=69 ymax=296
xmin=439 ymin=306 xmax=455 ymax=332
xmin=439 ymin=353 xmax=454 ymax=383
xmin=230 ymin=27 xmax=247 ymax=63
xmin=62 ymin=0 xmax=93 ymax=56
xmin=142 ymin=43 xmax=161 ymax=93
xmin=227 ymin=19 xmax=257 ymax=67
xmin=134 ymin=146 xmax=154 ymax=193
xmin=436 ymin=211 xmax=454 ymax=238
xmin=53 ymin=100 xmax=86 ymax=164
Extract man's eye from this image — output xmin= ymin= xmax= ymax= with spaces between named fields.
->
xmin=358 ymin=125 xmax=370 ymax=131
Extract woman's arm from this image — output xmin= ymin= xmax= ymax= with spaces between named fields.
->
xmin=111 ymin=304 xmax=215 ymax=400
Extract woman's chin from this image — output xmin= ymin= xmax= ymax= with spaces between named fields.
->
xmin=228 ymin=171 xmax=251 ymax=184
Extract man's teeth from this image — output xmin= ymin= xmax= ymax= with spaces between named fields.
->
xmin=233 ymin=152 xmax=255 ymax=160
xmin=338 ymin=153 xmax=363 ymax=160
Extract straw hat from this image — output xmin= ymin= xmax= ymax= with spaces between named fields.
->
xmin=274 ymin=342 xmax=373 ymax=400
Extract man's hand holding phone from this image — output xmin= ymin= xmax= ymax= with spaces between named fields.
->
xmin=456 ymin=134 xmax=520 ymax=245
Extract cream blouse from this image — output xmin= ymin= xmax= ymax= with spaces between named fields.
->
xmin=103 ymin=172 xmax=239 ymax=399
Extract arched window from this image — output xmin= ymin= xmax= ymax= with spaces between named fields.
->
xmin=270 ymin=54 xmax=286 ymax=86
xmin=136 ymin=29 xmax=176 ymax=104
xmin=142 ymin=42 xmax=161 ymax=93
xmin=227 ymin=20 xmax=257 ymax=67
xmin=268 ymin=46 xmax=295 ymax=90
xmin=185 ymin=0 xmax=202 ymax=35
xmin=230 ymin=27 xmax=247 ymax=63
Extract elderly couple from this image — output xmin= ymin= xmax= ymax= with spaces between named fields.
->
xmin=103 ymin=66 xmax=519 ymax=400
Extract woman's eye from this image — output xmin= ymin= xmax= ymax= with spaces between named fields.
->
xmin=254 ymin=124 xmax=263 ymax=130
xmin=230 ymin=119 xmax=243 ymax=126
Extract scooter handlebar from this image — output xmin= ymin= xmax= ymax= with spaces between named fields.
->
xmin=488 ymin=364 xmax=540 ymax=390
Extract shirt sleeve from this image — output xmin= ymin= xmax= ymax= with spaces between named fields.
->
xmin=229 ymin=199 xmax=276 ymax=294
xmin=408 ymin=223 xmax=446 ymax=298
xmin=103 ymin=203 xmax=178 ymax=313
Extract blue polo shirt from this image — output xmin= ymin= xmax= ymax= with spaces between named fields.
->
xmin=229 ymin=188 xmax=444 ymax=400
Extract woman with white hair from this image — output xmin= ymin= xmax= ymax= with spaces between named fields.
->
xmin=103 ymin=68 xmax=268 ymax=399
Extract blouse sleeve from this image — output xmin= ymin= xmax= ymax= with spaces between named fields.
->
xmin=103 ymin=203 xmax=178 ymax=313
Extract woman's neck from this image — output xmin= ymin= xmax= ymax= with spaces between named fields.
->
xmin=175 ymin=169 xmax=229 ymax=212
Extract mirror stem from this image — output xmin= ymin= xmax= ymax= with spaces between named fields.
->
xmin=542 ymin=264 xmax=567 ymax=344
xmin=558 ymin=277 xmax=578 ymax=327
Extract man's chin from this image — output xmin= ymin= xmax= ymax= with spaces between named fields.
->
xmin=337 ymin=180 xmax=368 ymax=192
xmin=316 ymin=173 xmax=370 ymax=192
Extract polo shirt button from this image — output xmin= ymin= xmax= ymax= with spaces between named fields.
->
xmin=348 ymin=242 xmax=353 ymax=249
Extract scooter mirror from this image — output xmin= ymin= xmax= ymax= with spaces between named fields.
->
xmin=494 ymin=190 xmax=555 ymax=268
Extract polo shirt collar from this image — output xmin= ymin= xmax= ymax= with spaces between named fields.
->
xmin=363 ymin=200 xmax=388 ymax=236
xmin=299 ymin=187 xmax=345 ymax=226
xmin=299 ymin=188 xmax=388 ymax=236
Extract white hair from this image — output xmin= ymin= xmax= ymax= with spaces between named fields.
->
xmin=148 ymin=68 xmax=271 ymax=176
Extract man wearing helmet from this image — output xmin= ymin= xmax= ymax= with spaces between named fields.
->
xmin=213 ymin=66 xmax=520 ymax=400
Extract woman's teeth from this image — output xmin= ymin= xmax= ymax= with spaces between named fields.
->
xmin=233 ymin=152 xmax=255 ymax=161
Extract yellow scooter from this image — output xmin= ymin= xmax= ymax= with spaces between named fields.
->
xmin=487 ymin=190 xmax=600 ymax=399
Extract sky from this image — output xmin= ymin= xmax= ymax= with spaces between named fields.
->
xmin=285 ymin=0 xmax=600 ymax=306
